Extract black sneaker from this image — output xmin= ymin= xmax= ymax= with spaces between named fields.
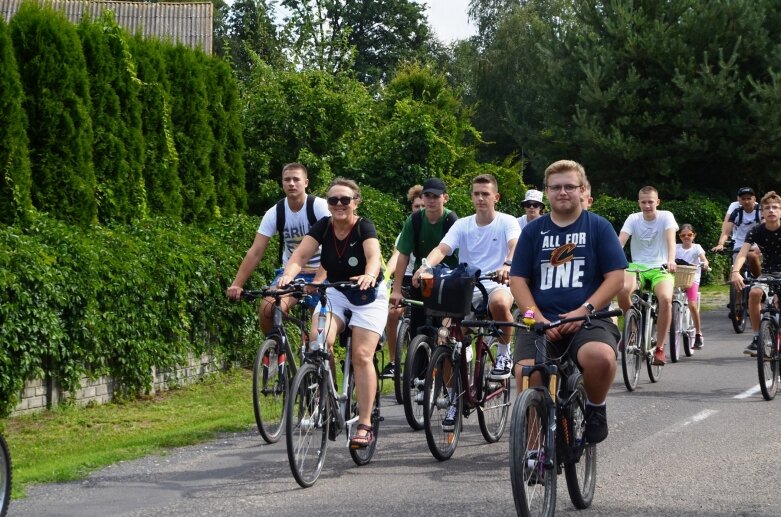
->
xmin=693 ymin=334 xmax=703 ymax=350
xmin=380 ymin=362 xmax=395 ymax=379
xmin=584 ymin=404 xmax=608 ymax=444
xmin=442 ymin=404 xmax=458 ymax=432
xmin=744 ymin=336 xmax=759 ymax=356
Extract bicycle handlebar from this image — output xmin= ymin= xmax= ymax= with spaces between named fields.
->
xmin=241 ymin=278 xmax=307 ymax=301
xmin=462 ymin=309 xmax=621 ymax=333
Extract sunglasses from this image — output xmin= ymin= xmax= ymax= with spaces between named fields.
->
xmin=327 ymin=195 xmax=357 ymax=206
xmin=523 ymin=202 xmax=543 ymax=209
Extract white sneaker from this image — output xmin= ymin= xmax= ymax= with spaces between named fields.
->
xmin=490 ymin=354 xmax=512 ymax=379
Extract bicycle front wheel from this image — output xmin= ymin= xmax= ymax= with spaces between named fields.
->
xmin=477 ymin=341 xmax=510 ymax=443
xmin=0 ymin=434 xmax=10 ymax=517
xmin=621 ymin=310 xmax=642 ymax=391
xmin=682 ymin=304 xmax=693 ymax=357
xmin=731 ymin=285 xmax=748 ymax=334
xmin=348 ymin=362 xmax=381 ymax=466
xmin=286 ymin=363 xmax=329 ymax=488
xmin=563 ymin=374 xmax=596 ymax=509
xmin=669 ymin=300 xmax=681 ymax=363
xmin=403 ymin=334 xmax=432 ymax=431
xmin=253 ymin=338 xmax=289 ymax=443
xmin=509 ymin=389 xmax=556 ymax=517
xmin=757 ymin=319 xmax=779 ymax=401
xmin=423 ymin=345 xmax=462 ymax=461
xmin=394 ymin=320 xmax=411 ymax=404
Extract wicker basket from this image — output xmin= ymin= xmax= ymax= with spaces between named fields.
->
xmin=673 ymin=265 xmax=698 ymax=288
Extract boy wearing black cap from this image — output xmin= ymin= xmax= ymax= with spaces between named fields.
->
xmin=713 ymin=187 xmax=762 ymax=278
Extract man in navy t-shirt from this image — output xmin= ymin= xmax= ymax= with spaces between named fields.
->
xmin=509 ymin=160 xmax=627 ymax=444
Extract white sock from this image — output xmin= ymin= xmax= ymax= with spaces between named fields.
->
xmin=498 ymin=344 xmax=509 ymax=356
xmin=586 ymin=399 xmax=605 ymax=407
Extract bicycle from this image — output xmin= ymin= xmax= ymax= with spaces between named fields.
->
xmin=393 ymin=285 xmax=413 ymax=405
xmin=0 ymin=432 xmax=10 ymax=517
xmin=399 ymin=297 xmax=440 ymax=431
xmin=754 ymin=274 xmax=781 ymax=401
xmin=422 ymin=274 xmax=512 ymax=461
xmin=285 ymin=281 xmax=383 ymax=488
xmin=621 ymin=265 xmax=666 ymax=391
xmin=669 ymin=264 xmax=699 ymax=362
xmin=509 ymin=309 xmax=622 ymax=517
xmin=715 ymin=244 xmax=752 ymax=333
xmin=241 ymin=281 xmax=311 ymax=443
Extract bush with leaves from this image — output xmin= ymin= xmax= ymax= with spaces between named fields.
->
xmin=0 ymin=213 xmax=276 ymax=417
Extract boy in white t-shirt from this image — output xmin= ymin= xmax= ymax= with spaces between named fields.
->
xmin=226 ymin=163 xmax=329 ymax=333
xmin=415 ymin=174 xmax=520 ymax=430
xmin=617 ymin=186 xmax=679 ymax=366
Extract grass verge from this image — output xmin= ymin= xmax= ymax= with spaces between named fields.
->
xmin=4 ymin=368 xmax=256 ymax=499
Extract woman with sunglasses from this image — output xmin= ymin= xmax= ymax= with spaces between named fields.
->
xmin=278 ymin=177 xmax=387 ymax=448
xmin=517 ymin=189 xmax=545 ymax=231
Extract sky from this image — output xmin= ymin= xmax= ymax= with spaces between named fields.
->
xmin=420 ymin=0 xmax=477 ymax=43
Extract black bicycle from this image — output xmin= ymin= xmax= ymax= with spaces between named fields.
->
xmin=509 ymin=309 xmax=621 ymax=517
xmin=0 ymin=432 xmax=10 ymax=517
xmin=755 ymin=274 xmax=781 ymax=401
xmin=285 ymin=281 xmax=383 ymax=488
xmin=715 ymin=244 xmax=753 ymax=333
xmin=242 ymin=281 xmax=311 ymax=443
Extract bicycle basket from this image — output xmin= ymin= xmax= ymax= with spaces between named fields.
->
xmin=422 ymin=263 xmax=480 ymax=317
xmin=673 ymin=265 xmax=698 ymax=288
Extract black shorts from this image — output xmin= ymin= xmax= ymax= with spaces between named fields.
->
xmin=513 ymin=318 xmax=620 ymax=366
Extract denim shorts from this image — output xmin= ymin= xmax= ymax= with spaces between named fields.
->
xmin=271 ymin=268 xmax=318 ymax=308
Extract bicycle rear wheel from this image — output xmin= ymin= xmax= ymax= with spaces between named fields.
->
xmin=253 ymin=338 xmax=290 ymax=443
xmin=286 ymin=363 xmax=329 ymax=488
xmin=0 ymin=434 xmax=10 ymax=517
xmin=621 ymin=310 xmax=642 ymax=391
xmin=646 ymin=318 xmax=663 ymax=382
xmin=348 ymin=362 xmax=381 ymax=466
xmin=731 ymin=285 xmax=748 ymax=334
xmin=669 ymin=301 xmax=681 ymax=363
xmin=563 ymin=374 xmax=596 ymax=509
xmin=394 ymin=320 xmax=411 ymax=404
xmin=509 ymin=389 xmax=556 ymax=517
xmin=403 ymin=334 xmax=432 ymax=430
xmin=477 ymin=340 xmax=509 ymax=443
xmin=757 ymin=319 xmax=779 ymax=401
xmin=423 ymin=345 xmax=462 ymax=461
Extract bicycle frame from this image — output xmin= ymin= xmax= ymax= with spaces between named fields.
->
xmin=628 ymin=268 xmax=661 ymax=358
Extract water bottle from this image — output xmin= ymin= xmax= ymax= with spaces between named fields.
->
xmin=420 ymin=258 xmax=434 ymax=298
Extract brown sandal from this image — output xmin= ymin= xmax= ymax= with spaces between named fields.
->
xmin=349 ymin=423 xmax=374 ymax=449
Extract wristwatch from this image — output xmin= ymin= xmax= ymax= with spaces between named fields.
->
xmin=582 ymin=302 xmax=595 ymax=314
xmin=504 ymin=260 xmax=512 ymax=266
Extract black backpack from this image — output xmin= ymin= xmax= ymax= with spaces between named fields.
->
xmin=411 ymin=208 xmax=458 ymax=259
xmin=730 ymin=203 xmax=760 ymax=226
xmin=276 ymin=195 xmax=317 ymax=262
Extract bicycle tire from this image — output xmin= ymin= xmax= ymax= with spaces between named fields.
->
xmin=0 ymin=434 xmax=10 ymax=517
xmin=403 ymin=334 xmax=432 ymax=431
xmin=646 ymin=318 xmax=663 ymax=382
xmin=731 ymin=285 xmax=748 ymax=334
xmin=621 ymin=309 xmax=642 ymax=391
xmin=423 ymin=345 xmax=462 ymax=461
xmin=563 ymin=374 xmax=596 ymax=510
xmin=757 ymin=319 xmax=779 ymax=401
xmin=394 ymin=320 xmax=411 ymax=404
xmin=253 ymin=338 xmax=288 ymax=443
xmin=682 ymin=304 xmax=693 ymax=357
xmin=477 ymin=340 xmax=510 ymax=443
xmin=348 ymin=362 xmax=381 ymax=466
xmin=285 ymin=363 xmax=329 ymax=488
xmin=669 ymin=300 xmax=681 ymax=363
xmin=509 ymin=389 xmax=556 ymax=517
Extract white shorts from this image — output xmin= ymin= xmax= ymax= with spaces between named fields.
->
xmin=471 ymin=280 xmax=512 ymax=312
xmin=315 ymin=281 xmax=389 ymax=337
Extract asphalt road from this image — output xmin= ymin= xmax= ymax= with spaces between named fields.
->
xmin=10 ymin=307 xmax=781 ymax=516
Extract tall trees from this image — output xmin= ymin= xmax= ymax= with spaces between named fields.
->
xmin=0 ymin=17 xmax=32 ymax=224
xmin=10 ymin=2 xmax=96 ymax=226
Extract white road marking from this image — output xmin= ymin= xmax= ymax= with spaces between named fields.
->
xmin=735 ymin=385 xmax=762 ymax=399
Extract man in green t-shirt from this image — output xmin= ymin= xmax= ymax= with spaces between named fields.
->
xmin=390 ymin=178 xmax=458 ymax=335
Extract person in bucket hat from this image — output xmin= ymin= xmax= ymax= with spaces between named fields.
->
xmin=517 ymin=189 xmax=545 ymax=231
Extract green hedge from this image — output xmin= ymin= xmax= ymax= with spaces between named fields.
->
xmin=0 ymin=213 xmax=275 ymax=417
